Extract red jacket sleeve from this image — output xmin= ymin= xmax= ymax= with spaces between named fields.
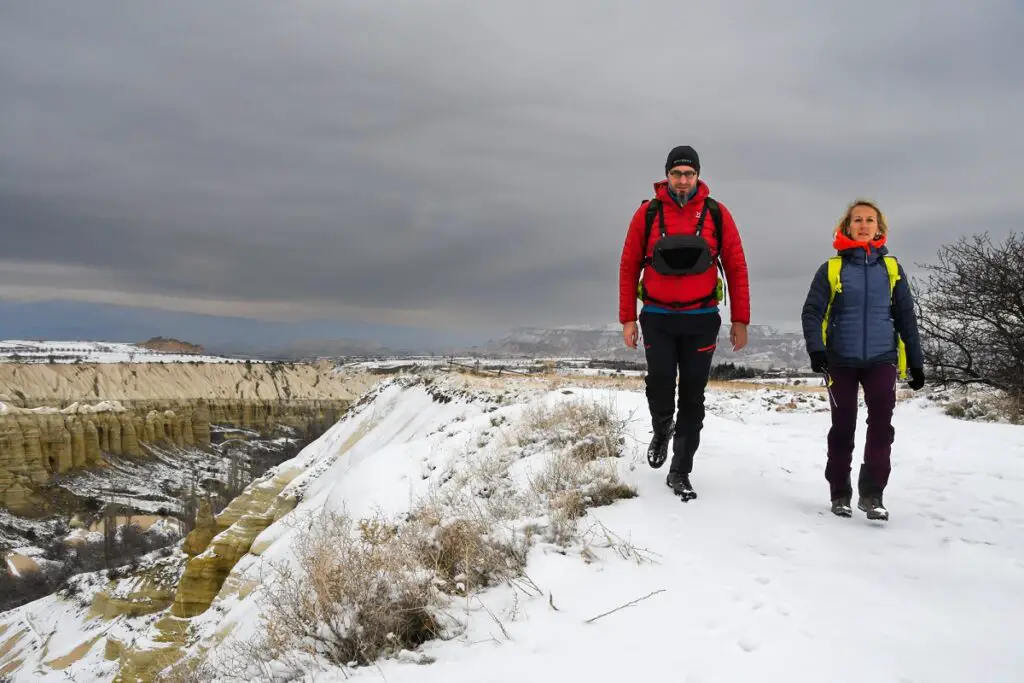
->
xmin=718 ymin=203 xmax=750 ymax=325
xmin=618 ymin=205 xmax=647 ymax=323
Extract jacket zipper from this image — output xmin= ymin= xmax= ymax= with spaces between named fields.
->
xmin=862 ymin=251 xmax=868 ymax=361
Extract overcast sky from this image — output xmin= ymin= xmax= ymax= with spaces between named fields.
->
xmin=2 ymin=0 xmax=1022 ymax=342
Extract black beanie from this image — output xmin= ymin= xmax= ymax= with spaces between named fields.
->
xmin=665 ymin=145 xmax=700 ymax=175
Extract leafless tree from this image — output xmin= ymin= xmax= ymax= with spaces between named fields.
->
xmin=915 ymin=231 xmax=1024 ymax=408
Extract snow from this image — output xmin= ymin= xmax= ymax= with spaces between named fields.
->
xmin=2 ymin=373 xmax=1023 ymax=682
xmin=0 ymin=339 xmax=244 ymax=363
xmin=0 ymin=399 xmax=131 ymax=416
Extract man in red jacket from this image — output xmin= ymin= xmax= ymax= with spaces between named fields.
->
xmin=618 ymin=145 xmax=750 ymax=500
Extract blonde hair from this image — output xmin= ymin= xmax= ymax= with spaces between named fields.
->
xmin=836 ymin=198 xmax=889 ymax=239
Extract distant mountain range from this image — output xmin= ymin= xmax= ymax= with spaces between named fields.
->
xmin=480 ymin=324 xmax=809 ymax=370
xmin=200 ymin=324 xmax=812 ymax=370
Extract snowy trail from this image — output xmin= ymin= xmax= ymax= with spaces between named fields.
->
xmin=342 ymin=388 xmax=1024 ymax=683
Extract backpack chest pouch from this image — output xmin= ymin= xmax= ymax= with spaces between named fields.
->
xmin=651 ymin=234 xmax=714 ymax=275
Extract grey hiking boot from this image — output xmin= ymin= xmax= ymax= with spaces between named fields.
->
xmin=831 ymin=495 xmax=852 ymax=517
xmin=857 ymin=494 xmax=888 ymax=521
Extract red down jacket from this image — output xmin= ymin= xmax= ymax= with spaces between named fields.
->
xmin=618 ymin=179 xmax=750 ymax=325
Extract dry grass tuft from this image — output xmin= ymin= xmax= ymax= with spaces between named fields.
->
xmin=154 ymin=653 xmax=218 ymax=682
xmin=519 ymin=397 xmax=628 ymax=459
xmin=254 ymin=509 xmax=444 ymax=671
xmin=412 ymin=514 xmax=526 ymax=596
xmin=531 ymin=453 xmax=637 ymax=545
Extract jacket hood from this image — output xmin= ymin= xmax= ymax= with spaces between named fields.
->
xmin=654 ymin=178 xmax=710 ymax=205
xmin=833 ymin=230 xmax=888 ymax=259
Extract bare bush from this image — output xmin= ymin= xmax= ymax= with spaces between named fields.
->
xmin=154 ymin=654 xmax=219 ymax=683
xmin=531 ymin=454 xmax=637 ymax=545
xmin=409 ymin=508 xmax=527 ymax=596
xmin=252 ymin=508 xmax=445 ymax=673
xmin=939 ymin=389 xmax=1022 ymax=425
xmin=916 ymin=232 xmax=1024 ymax=415
xmin=518 ymin=396 xmax=628 ymax=459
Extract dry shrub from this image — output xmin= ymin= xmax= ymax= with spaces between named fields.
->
xmin=430 ymin=446 xmax=533 ymax=523
xmin=579 ymin=519 xmax=660 ymax=567
xmin=941 ymin=391 xmax=1023 ymax=424
xmin=154 ymin=653 xmax=218 ymax=683
xmin=249 ymin=500 xmax=530 ymax=674
xmin=255 ymin=508 xmax=443 ymax=671
xmin=532 ymin=453 xmax=637 ymax=545
xmin=516 ymin=396 xmax=638 ymax=544
xmin=586 ymin=481 xmax=638 ymax=507
xmin=411 ymin=514 xmax=526 ymax=596
xmin=519 ymin=397 xmax=627 ymax=458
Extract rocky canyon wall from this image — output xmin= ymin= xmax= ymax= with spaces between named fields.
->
xmin=0 ymin=361 xmax=376 ymax=515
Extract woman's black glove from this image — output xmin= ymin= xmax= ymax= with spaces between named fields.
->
xmin=810 ymin=351 xmax=827 ymax=373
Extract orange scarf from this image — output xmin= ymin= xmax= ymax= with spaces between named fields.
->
xmin=833 ymin=230 xmax=886 ymax=253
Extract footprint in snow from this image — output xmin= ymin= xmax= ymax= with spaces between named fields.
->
xmin=737 ymin=635 xmax=761 ymax=652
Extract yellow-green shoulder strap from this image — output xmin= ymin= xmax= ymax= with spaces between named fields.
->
xmin=821 ymin=257 xmax=843 ymax=346
xmin=883 ymin=256 xmax=908 ymax=380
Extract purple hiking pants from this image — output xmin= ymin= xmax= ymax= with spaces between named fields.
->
xmin=824 ymin=363 xmax=898 ymax=499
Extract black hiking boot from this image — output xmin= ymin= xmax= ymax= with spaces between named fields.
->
xmin=830 ymin=495 xmax=852 ymax=517
xmin=666 ymin=472 xmax=697 ymax=501
xmin=647 ymin=418 xmax=674 ymax=468
xmin=857 ymin=494 xmax=888 ymax=521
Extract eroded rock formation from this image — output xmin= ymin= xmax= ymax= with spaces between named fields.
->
xmin=0 ymin=362 xmax=374 ymax=515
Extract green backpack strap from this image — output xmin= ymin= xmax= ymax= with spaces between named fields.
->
xmin=822 ymin=256 xmax=843 ymax=347
xmin=882 ymin=256 xmax=908 ymax=380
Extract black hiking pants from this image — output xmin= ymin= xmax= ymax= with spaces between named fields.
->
xmin=639 ymin=310 xmax=721 ymax=475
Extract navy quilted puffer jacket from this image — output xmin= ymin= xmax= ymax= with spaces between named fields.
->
xmin=801 ymin=242 xmax=924 ymax=370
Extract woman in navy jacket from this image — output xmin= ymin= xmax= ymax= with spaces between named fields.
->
xmin=801 ymin=199 xmax=925 ymax=521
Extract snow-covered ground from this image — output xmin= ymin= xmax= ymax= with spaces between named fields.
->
xmin=0 ymin=340 xmax=243 ymax=363
xmin=2 ymin=373 xmax=1022 ymax=682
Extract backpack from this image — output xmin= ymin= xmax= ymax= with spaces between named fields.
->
xmin=636 ymin=196 xmax=727 ymax=307
xmin=821 ymin=254 xmax=907 ymax=379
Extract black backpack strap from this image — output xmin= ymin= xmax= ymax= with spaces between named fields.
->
xmin=640 ymin=198 xmax=662 ymax=266
xmin=640 ymin=195 xmax=724 ymax=271
xmin=705 ymin=197 xmax=722 ymax=255
xmin=637 ymin=195 xmax=730 ymax=308
xmin=705 ymin=196 xmax=728 ymax=304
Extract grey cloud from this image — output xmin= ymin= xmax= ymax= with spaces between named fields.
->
xmin=1 ymin=0 xmax=1022 ymax=335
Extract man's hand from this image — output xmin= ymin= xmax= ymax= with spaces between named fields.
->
xmin=623 ymin=321 xmax=639 ymax=349
xmin=730 ymin=322 xmax=748 ymax=351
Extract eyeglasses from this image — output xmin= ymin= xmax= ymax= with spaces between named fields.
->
xmin=669 ymin=170 xmax=697 ymax=180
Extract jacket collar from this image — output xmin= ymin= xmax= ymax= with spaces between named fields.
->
xmin=833 ymin=230 xmax=888 ymax=261
xmin=654 ymin=178 xmax=710 ymax=207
